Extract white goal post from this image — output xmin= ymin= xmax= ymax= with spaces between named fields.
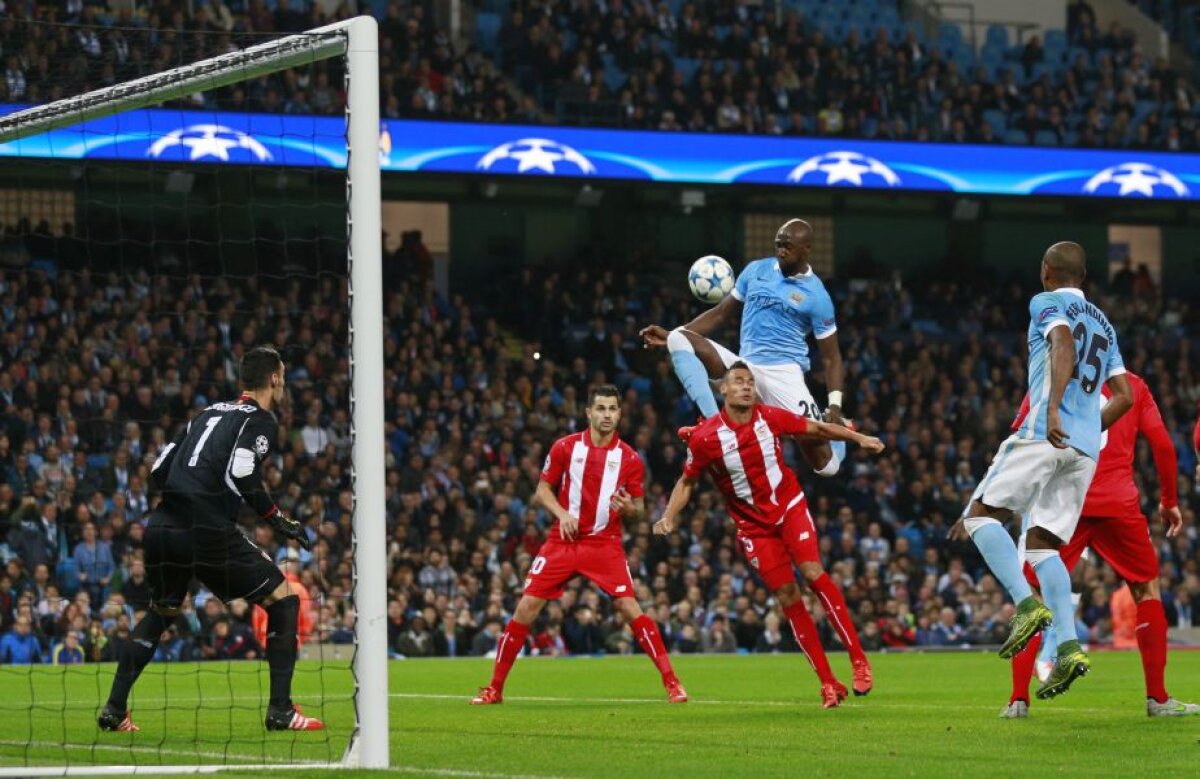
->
xmin=0 ymin=15 xmax=388 ymax=774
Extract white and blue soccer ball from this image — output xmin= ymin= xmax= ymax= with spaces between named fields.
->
xmin=688 ymin=255 xmax=735 ymax=304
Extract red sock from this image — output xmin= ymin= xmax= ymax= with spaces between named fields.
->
xmin=631 ymin=615 xmax=677 ymax=684
xmin=783 ymin=601 xmax=836 ymax=685
xmin=809 ymin=574 xmax=867 ymax=664
xmin=1136 ymin=599 xmax=1169 ymax=703
xmin=489 ymin=621 xmax=530 ymax=693
xmin=1010 ymin=632 xmax=1040 ymax=704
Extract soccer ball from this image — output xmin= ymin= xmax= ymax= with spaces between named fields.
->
xmin=688 ymin=255 xmax=734 ymax=304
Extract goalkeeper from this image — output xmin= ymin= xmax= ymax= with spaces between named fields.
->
xmin=99 ymin=346 xmax=324 ymax=733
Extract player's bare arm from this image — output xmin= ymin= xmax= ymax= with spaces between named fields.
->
xmin=815 ymin=333 xmax=845 ymax=425
xmin=1100 ymin=372 xmax=1133 ymax=431
xmin=534 ymin=479 xmax=579 ymax=541
xmin=1045 ymin=323 xmax=1075 ymax=448
xmin=640 ymin=294 xmax=745 ymax=348
xmin=610 ymin=489 xmax=644 ymax=522
xmin=653 ymin=475 xmax=697 ymax=535
xmin=799 ymin=418 xmax=885 ymax=453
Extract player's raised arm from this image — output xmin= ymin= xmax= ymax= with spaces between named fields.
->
xmin=759 ymin=405 xmax=884 ymax=453
xmin=640 ymin=290 xmax=744 ymax=348
xmin=653 ymin=473 xmax=697 ymax=536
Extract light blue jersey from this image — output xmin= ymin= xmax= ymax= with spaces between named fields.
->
xmin=1017 ymin=287 xmax=1124 ymax=461
xmin=731 ymin=258 xmax=836 ymax=370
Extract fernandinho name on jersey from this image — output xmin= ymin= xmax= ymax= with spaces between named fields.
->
xmin=1063 ymin=298 xmax=1116 ymax=345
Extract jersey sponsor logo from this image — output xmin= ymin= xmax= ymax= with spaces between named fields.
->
xmin=614 ymin=585 xmax=627 ymax=594
xmin=255 ymin=435 xmax=270 ymax=456
xmin=798 ymin=531 xmax=811 ymax=541
xmin=789 ymin=292 xmax=805 ymax=306
xmin=607 ymin=459 xmax=619 ymax=470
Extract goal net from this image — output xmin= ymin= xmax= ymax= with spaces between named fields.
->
xmin=0 ymin=14 xmax=387 ymax=775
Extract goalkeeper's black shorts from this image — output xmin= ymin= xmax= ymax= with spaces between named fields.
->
xmin=144 ymin=508 xmax=285 ymax=610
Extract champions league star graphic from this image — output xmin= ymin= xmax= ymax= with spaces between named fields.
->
xmin=786 ymin=151 xmax=902 ymax=187
xmin=147 ymin=124 xmax=273 ymax=162
xmin=1082 ymin=163 xmax=1190 ymax=198
xmin=476 ymin=138 xmax=597 ymax=175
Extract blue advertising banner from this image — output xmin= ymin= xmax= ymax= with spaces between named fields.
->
xmin=3 ymin=105 xmax=1199 ymax=200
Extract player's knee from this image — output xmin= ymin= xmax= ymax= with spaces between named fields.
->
xmin=1025 ymin=526 xmax=1063 ymax=550
xmin=666 ymin=328 xmax=694 ymax=354
xmin=961 ymin=515 xmax=1002 ymax=538
xmin=1129 ymin=579 xmax=1158 ymax=602
xmin=513 ymin=596 xmax=545 ymax=624
xmin=614 ymin=597 xmax=642 ymax=621
xmin=774 ymin=581 xmax=802 ymax=607
xmin=798 ymin=563 xmax=824 ymax=583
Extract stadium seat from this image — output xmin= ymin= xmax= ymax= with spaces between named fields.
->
xmin=674 ymin=57 xmax=700 ymax=85
xmin=1034 ymin=129 xmax=1060 ymax=146
xmin=1044 ymin=29 xmax=1068 ymax=51
xmin=475 ymin=12 xmax=501 ymax=53
xmin=939 ymin=23 xmax=964 ymax=49
xmin=1003 ymin=128 xmax=1029 ymax=145
xmin=985 ymin=24 xmax=1009 ymax=49
xmin=982 ymin=109 xmax=1007 ymax=134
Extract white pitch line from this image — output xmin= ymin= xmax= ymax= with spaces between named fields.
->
xmin=0 ymin=739 xmax=327 ymax=765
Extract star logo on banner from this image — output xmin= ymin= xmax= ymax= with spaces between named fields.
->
xmin=476 ymin=138 xmax=597 ymax=175
xmin=786 ymin=151 xmax=901 ymax=187
xmin=1083 ymin=163 xmax=1189 ymax=198
xmin=147 ymin=124 xmax=273 ymax=162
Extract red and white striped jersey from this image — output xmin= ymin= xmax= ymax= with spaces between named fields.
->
xmin=540 ymin=430 xmax=645 ymax=540
xmin=683 ymin=405 xmax=809 ymax=530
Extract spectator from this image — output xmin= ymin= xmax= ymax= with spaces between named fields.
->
xmin=72 ymin=523 xmax=113 ymax=605
xmin=0 ymin=616 xmax=42 ymax=664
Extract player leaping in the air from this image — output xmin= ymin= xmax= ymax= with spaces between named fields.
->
xmin=1001 ymin=372 xmax=1199 ymax=718
xmin=654 ymin=363 xmax=885 ymax=707
xmin=472 ymin=385 xmax=686 ymax=705
xmin=951 ymin=242 xmax=1132 ymax=700
xmin=640 ymin=219 xmax=848 ymax=477
xmin=99 ymin=346 xmax=322 ymax=733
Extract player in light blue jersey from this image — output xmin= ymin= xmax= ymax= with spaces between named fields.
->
xmin=951 ymin=241 xmax=1132 ymax=700
xmin=639 ymin=219 xmax=848 ymax=477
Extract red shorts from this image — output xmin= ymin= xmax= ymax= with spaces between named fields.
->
xmin=736 ymin=499 xmax=821 ymax=591
xmin=522 ymin=537 xmax=636 ymax=601
xmin=1023 ymin=513 xmax=1159 ymax=587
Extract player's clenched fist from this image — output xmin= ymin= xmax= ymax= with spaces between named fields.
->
xmin=653 ymin=515 xmax=676 ymax=536
xmin=266 ymin=506 xmax=311 ymax=550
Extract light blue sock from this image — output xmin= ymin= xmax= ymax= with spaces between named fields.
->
xmin=670 ymin=349 xmax=719 ymax=418
xmin=1033 ymin=554 xmax=1077 ymax=643
xmin=1037 ymin=623 xmax=1058 ymax=664
xmin=970 ymin=522 xmax=1033 ymax=604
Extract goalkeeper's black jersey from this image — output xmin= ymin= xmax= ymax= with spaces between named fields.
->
xmin=153 ymin=397 xmax=279 ymax=530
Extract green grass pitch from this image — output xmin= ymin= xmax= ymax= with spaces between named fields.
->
xmin=1 ymin=650 xmax=1196 ymax=777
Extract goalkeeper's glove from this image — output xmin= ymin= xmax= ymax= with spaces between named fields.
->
xmin=264 ymin=505 xmax=312 ymax=551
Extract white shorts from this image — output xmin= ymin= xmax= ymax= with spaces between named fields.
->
xmin=707 ymin=338 xmax=822 ymax=420
xmin=968 ymin=435 xmax=1097 ymax=543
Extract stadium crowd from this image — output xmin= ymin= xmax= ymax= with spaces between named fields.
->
xmin=0 ymin=220 xmax=1196 ymax=665
xmin=3 ymin=1 xmax=1200 ymax=149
